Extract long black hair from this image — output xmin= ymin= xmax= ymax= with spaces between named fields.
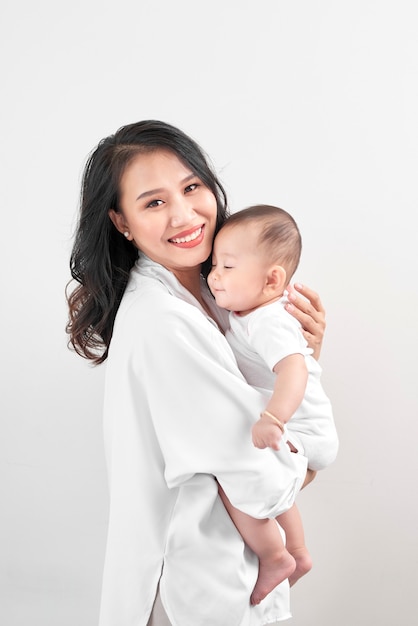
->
xmin=66 ymin=120 xmax=229 ymax=364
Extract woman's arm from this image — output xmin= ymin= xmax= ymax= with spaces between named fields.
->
xmin=285 ymin=283 xmax=326 ymax=360
xmin=130 ymin=300 xmax=307 ymax=520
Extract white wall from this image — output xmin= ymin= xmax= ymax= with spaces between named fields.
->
xmin=1 ymin=1 xmax=417 ymax=624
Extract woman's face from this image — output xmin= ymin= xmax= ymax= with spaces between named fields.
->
xmin=111 ymin=149 xmax=218 ymax=281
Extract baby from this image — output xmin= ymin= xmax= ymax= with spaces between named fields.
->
xmin=208 ymin=204 xmax=338 ymax=605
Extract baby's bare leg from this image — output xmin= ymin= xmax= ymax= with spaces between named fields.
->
xmin=277 ymin=503 xmax=312 ymax=586
xmin=218 ymin=484 xmax=295 ymax=605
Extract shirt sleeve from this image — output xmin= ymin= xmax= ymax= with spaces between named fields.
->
xmin=128 ymin=296 xmax=307 ymax=519
xmin=247 ymin=305 xmax=309 ymax=371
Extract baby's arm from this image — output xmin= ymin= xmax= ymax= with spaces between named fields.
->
xmin=252 ymin=354 xmax=308 ymax=450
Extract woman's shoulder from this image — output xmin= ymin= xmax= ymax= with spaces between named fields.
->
xmin=120 ymin=276 xmax=193 ymax=324
xmin=116 ymin=271 xmax=216 ymax=339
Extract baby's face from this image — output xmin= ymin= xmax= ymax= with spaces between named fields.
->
xmin=207 ymin=224 xmax=271 ymax=314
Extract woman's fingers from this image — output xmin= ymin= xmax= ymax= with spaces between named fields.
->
xmin=285 ymin=283 xmax=326 ymax=360
xmin=294 ymin=283 xmax=325 ymax=318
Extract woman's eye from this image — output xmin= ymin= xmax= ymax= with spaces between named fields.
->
xmin=185 ymin=183 xmax=199 ymax=193
xmin=146 ymin=199 xmax=164 ymax=208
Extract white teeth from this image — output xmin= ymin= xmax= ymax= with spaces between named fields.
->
xmin=170 ymin=227 xmax=202 ymax=244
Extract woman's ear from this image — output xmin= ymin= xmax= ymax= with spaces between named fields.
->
xmin=108 ymin=209 xmax=133 ymax=240
xmin=265 ymin=265 xmax=287 ymax=294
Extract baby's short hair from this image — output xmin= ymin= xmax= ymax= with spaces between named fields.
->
xmin=221 ymin=204 xmax=302 ymax=281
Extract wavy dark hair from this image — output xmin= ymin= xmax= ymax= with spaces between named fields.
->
xmin=66 ymin=120 xmax=229 ymax=364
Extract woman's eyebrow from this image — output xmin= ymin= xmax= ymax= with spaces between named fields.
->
xmin=136 ymin=187 xmax=164 ymax=201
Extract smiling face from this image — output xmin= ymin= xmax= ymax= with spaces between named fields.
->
xmin=109 ymin=149 xmax=218 ymax=285
xmin=208 ymin=223 xmax=283 ymax=315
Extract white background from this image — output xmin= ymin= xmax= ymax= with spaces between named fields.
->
xmin=1 ymin=1 xmax=417 ymax=624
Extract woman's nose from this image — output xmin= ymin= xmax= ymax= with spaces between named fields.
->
xmin=170 ymin=196 xmax=194 ymax=227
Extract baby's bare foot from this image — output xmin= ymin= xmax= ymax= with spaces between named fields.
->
xmin=289 ymin=547 xmax=313 ymax=587
xmin=250 ymin=550 xmax=296 ymax=606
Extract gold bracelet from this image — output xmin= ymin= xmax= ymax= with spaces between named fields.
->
xmin=260 ymin=410 xmax=285 ymax=433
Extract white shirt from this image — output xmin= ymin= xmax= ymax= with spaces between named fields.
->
xmin=227 ymin=299 xmax=338 ymax=471
xmin=99 ymin=256 xmax=308 ymax=626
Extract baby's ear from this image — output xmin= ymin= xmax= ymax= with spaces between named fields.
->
xmin=265 ymin=265 xmax=287 ymax=294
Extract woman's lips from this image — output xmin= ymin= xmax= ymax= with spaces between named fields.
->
xmin=168 ymin=225 xmax=205 ymax=248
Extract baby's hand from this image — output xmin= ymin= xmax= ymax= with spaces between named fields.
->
xmin=252 ymin=419 xmax=282 ymax=451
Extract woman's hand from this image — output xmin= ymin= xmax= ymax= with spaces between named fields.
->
xmin=285 ymin=283 xmax=326 ymax=360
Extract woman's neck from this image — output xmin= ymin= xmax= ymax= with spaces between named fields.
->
xmin=173 ymin=267 xmax=219 ymax=324
xmin=172 ymin=267 xmax=203 ymax=301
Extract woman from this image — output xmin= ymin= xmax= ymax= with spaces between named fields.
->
xmin=67 ymin=120 xmax=326 ymax=626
